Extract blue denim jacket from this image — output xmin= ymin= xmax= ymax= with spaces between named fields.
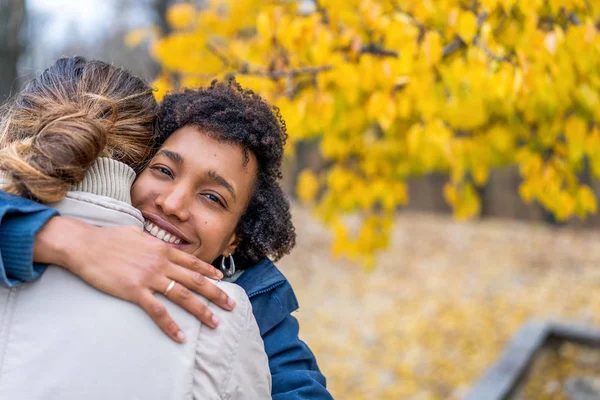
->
xmin=236 ymin=258 xmax=333 ymax=399
xmin=0 ymin=191 xmax=333 ymax=399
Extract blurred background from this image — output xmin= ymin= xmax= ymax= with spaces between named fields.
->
xmin=3 ymin=0 xmax=600 ymax=398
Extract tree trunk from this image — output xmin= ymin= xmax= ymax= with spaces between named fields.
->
xmin=0 ymin=0 xmax=26 ymax=103
xmin=152 ymin=0 xmax=171 ymax=36
xmin=145 ymin=0 xmax=172 ymax=80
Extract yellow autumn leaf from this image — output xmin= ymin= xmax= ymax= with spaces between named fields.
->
xmin=472 ymin=163 xmax=489 ymax=185
xmin=256 ymin=11 xmax=275 ymax=40
xmin=151 ymin=73 xmax=171 ymax=101
xmin=555 ymin=191 xmax=576 ymax=221
xmin=456 ymin=11 xmax=478 ymax=43
xmin=456 ymin=183 xmax=481 ymax=219
xmin=166 ymin=3 xmax=196 ymax=30
xmin=297 ymin=169 xmax=320 ymax=203
xmin=421 ymin=31 xmax=443 ymax=66
xmin=124 ymin=28 xmax=148 ymax=48
xmin=577 ymin=185 xmax=597 ymax=216
xmin=564 ymin=116 xmax=587 ymax=164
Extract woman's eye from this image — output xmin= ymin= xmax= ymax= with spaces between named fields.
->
xmin=204 ymin=193 xmax=224 ymax=207
xmin=151 ymin=166 xmax=173 ymax=178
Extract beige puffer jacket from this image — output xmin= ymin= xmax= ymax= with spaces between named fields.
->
xmin=0 ymin=158 xmax=271 ymax=400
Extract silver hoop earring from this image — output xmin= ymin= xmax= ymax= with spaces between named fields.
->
xmin=220 ymin=253 xmax=236 ymax=277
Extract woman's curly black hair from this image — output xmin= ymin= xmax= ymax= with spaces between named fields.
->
xmin=156 ymin=78 xmax=296 ymax=269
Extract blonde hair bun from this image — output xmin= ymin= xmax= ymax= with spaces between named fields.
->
xmin=0 ymin=56 xmax=158 ymax=203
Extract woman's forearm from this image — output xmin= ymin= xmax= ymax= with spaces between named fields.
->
xmin=0 ymin=191 xmax=59 ymax=286
xmin=0 ymin=193 xmax=237 ymax=342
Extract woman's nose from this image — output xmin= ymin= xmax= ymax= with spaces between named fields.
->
xmin=156 ymin=188 xmax=191 ymax=221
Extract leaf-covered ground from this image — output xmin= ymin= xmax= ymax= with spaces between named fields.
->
xmin=277 ymin=207 xmax=600 ymax=399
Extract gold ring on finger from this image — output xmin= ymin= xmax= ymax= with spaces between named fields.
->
xmin=163 ymin=280 xmax=176 ymax=297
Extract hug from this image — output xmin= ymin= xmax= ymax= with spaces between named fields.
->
xmin=0 ymin=56 xmax=333 ymax=399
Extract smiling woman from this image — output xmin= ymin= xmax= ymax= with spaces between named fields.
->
xmin=150 ymin=80 xmax=296 ymax=271
xmin=133 ymin=126 xmax=258 ymax=264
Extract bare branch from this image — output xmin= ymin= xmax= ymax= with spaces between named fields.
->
xmin=360 ymin=44 xmax=399 ymax=58
xmin=473 ymin=37 xmax=513 ymax=64
xmin=473 ymin=11 xmax=514 ymax=64
xmin=440 ymin=10 xmax=513 ymax=64
xmin=442 ymin=36 xmax=466 ymax=58
xmin=569 ymin=12 xmax=581 ymax=26
xmin=205 ymin=42 xmax=231 ymax=67
xmin=238 ymin=65 xmax=333 ymax=79
xmin=476 ymin=10 xmax=489 ymax=26
xmin=311 ymin=0 xmax=330 ymax=23
xmin=285 ymin=74 xmax=294 ymax=98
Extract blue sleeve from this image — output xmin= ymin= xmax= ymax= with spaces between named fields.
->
xmin=263 ymin=312 xmax=334 ymax=400
xmin=0 ymin=191 xmax=58 ymax=287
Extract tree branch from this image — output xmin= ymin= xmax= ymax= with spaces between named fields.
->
xmin=443 ymin=10 xmax=514 ymax=64
xmin=206 ymin=42 xmax=231 ymax=67
xmin=360 ymin=43 xmax=399 ymax=58
xmin=473 ymin=11 xmax=514 ymax=64
xmin=311 ymin=0 xmax=330 ymax=23
xmin=476 ymin=10 xmax=488 ymax=26
xmin=238 ymin=65 xmax=333 ymax=79
xmin=569 ymin=12 xmax=581 ymax=26
xmin=473 ymin=37 xmax=513 ymax=64
xmin=442 ymin=36 xmax=466 ymax=58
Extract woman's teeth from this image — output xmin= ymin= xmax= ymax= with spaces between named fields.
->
xmin=144 ymin=221 xmax=183 ymax=244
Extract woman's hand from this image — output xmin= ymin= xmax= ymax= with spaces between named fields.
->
xmin=34 ymin=216 xmax=236 ymax=343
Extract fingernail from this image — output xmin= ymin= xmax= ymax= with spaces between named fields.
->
xmin=211 ymin=314 xmax=220 ymax=327
xmin=177 ymin=331 xmax=186 ymax=342
xmin=216 ymin=269 xmax=224 ymax=279
xmin=227 ymin=297 xmax=236 ymax=309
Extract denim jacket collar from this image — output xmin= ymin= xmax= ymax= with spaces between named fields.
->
xmin=236 ymin=258 xmax=288 ymax=298
xmin=236 ymin=258 xmax=300 ymax=335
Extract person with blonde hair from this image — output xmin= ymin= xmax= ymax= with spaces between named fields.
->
xmin=0 ymin=56 xmax=271 ymax=399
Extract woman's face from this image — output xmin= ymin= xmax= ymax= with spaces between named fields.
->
xmin=131 ymin=125 xmax=257 ymax=263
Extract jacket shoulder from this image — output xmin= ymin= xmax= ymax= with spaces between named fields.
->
xmin=196 ymin=279 xmax=254 ymax=338
xmin=191 ymin=280 xmax=270 ymax=399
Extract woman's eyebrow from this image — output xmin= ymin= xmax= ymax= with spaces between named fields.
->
xmin=206 ymin=170 xmax=236 ymax=202
xmin=157 ymin=149 xmax=184 ymax=164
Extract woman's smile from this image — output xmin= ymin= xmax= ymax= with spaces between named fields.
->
xmin=142 ymin=213 xmax=189 ymax=246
